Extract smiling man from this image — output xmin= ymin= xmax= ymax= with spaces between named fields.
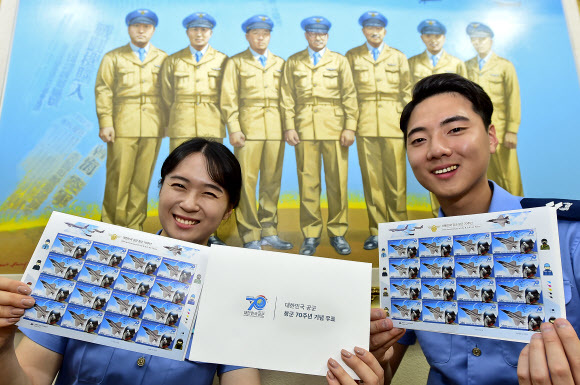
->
xmin=161 ymin=12 xmax=228 ymax=246
xmin=281 ymin=16 xmax=358 ymax=256
xmin=368 ymin=73 xmax=580 ymax=385
xmin=95 ymin=8 xmax=167 ymax=231
xmin=346 ymin=11 xmax=411 ymax=250
xmin=220 ymin=15 xmax=292 ymax=251
xmin=408 ymin=19 xmax=467 ymax=217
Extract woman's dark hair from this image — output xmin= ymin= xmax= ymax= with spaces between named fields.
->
xmin=159 ymin=138 xmax=242 ymax=209
xmin=400 ymin=73 xmax=494 ymax=139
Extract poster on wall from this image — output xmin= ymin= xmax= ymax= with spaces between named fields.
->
xmin=1 ymin=0 xmax=579 ymax=272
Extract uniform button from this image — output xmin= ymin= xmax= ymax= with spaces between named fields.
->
xmin=378 ymin=104 xmax=382 ymax=108
xmin=313 ymin=83 xmax=317 ymax=86
xmin=137 ymin=357 xmax=146 ymax=366
xmin=264 ymin=85 xmax=268 ymax=88
xmin=142 ymin=108 xmax=146 ymax=111
xmin=196 ymin=79 xmax=200 ymax=82
xmin=314 ymin=109 xmax=318 ymax=113
xmin=472 ymin=347 xmax=481 ymax=357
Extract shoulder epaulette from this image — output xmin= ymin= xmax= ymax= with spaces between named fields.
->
xmin=520 ymin=198 xmax=580 ymax=221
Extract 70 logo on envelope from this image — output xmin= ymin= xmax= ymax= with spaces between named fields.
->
xmin=246 ymin=295 xmax=267 ymax=310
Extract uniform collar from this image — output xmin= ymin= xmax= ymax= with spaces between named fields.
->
xmin=308 ymin=46 xmax=327 ymax=59
xmin=477 ymin=51 xmax=493 ymax=67
xmin=439 ymin=180 xmax=522 ymax=217
xmin=130 ymin=42 xmax=150 ymax=55
xmin=426 ymin=49 xmax=443 ymax=63
xmin=190 ymin=44 xmax=209 ymax=56
xmin=366 ymin=41 xmax=384 ymax=54
xmin=249 ymin=47 xmax=269 ymax=59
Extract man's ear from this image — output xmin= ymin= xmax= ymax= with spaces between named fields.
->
xmin=488 ymin=124 xmax=499 ymax=154
xmin=222 ymin=206 xmax=234 ymax=221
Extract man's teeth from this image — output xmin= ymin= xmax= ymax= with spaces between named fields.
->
xmin=175 ymin=217 xmax=198 ymax=225
xmin=434 ymin=165 xmax=458 ymax=175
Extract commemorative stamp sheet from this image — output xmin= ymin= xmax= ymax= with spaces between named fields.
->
xmin=379 ymin=207 xmax=565 ymax=343
xmin=18 ymin=212 xmax=208 ymax=360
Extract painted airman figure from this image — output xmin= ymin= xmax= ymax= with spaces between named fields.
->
xmin=465 ymin=22 xmax=523 ymax=196
xmin=346 ymin=11 xmax=411 ymax=250
xmin=161 ymin=12 xmax=228 ymax=246
xmin=220 ymin=15 xmax=292 ymax=251
xmin=281 ymin=16 xmax=358 ymax=256
xmin=408 ymin=19 xmax=467 ymax=216
xmin=95 ymin=9 xmax=167 ymax=231
xmin=161 ymin=12 xmax=227 ymax=152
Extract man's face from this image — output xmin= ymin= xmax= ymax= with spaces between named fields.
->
xmin=305 ymin=31 xmax=328 ymax=52
xmin=128 ymin=23 xmax=155 ymax=48
xmin=362 ymin=26 xmax=386 ymax=47
xmin=406 ymin=92 xmax=498 ymax=203
xmin=421 ymin=34 xmax=445 ymax=55
xmin=246 ymin=29 xmax=271 ymax=54
xmin=187 ymin=27 xmax=212 ymax=51
xmin=470 ymin=37 xmax=493 ymax=57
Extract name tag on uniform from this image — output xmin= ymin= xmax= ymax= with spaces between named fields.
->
xmin=490 ymin=73 xmax=500 ymax=77
xmin=275 ymin=69 xmax=282 ymax=72
xmin=211 ymin=67 xmax=222 ymax=71
xmin=325 ymin=68 xmax=337 ymax=71
xmin=387 ymin=63 xmax=397 ymax=66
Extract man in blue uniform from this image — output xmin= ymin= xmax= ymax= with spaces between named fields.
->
xmin=367 ymin=73 xmax=580 ymax=384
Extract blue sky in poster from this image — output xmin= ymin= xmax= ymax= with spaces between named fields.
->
xmin=0 ymin=0 xmax=579 ymax=215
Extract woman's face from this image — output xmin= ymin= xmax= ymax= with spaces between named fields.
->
xmin=158 ymin=152 xmax=231 ymax=245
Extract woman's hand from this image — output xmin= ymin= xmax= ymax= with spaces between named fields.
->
xmin=326 ymin=347 xmax=384 ymax=385
xmin=0 ymin=277 xmax=34 ymax=348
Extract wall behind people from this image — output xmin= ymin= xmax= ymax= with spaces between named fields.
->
xmin=1 ymin=0 xmax=579 ymax=271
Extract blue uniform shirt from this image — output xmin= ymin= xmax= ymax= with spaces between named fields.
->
xmin=398 ymin=181 xmax=580 ymax=385
xmin=21 ymin=328 xmax=242 ymax=385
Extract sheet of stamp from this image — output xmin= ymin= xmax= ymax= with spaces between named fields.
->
xmin=18 ymin=212 xmax=208 ymax=360
xmin=379 ymin=207 xmax=565 ymax=343
xmin=188 ymin=245 xmax=372 ymax=378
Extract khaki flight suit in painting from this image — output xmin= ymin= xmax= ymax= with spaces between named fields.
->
xmin=346 ymin=43 xmax=411 ymax=236
xmin=95 ymin=43 xmax=167 ymax=230
xmin=220 ymin=49 xmax=286 ymax=243
xmin=408 ymin=50 xmax=467 ymax=216
xmin=280 ymin=49 xmax=358 ymax=238
xmin=466 ymin=53 xmax=523 ymax=196
xmin=161 ymin=46 xmax=227 ymax=151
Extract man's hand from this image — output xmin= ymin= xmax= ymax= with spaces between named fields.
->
xmin=517 ymin=319 xmax=580 ymax=385
xmin=369 ymin=308 xmax=406 ymax=382
xmin=99 ymin=127 xmax=115 ymax=143
xmin=503 ymin=132 xmax=518 ymax=149
xmin=340 ymin=129 xmax=355 ymax=147
xmin=285 ymin=129 xmax=300 ymax=146
xmin=326 ymin=347 xmax=384 ymax=385
xmin=229 ymin=132 xmax=246 ymax=148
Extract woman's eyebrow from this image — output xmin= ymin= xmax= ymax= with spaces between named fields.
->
xmin=168 ymin=175 xmax=190 ymax=183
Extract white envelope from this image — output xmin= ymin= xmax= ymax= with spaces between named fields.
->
xmin=188 ymin=245 xmax=372 ymax=377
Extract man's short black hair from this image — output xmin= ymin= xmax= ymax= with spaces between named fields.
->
xmin=399 ymin=73 xmax=494 ymax=139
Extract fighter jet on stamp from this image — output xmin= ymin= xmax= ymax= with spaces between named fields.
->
xmin=33 ymin=304 xmax=50 ymax=320
xmin=421 ymin=242 xmax=440 ymax=255
xmin=495 ymin=236 xmax=519 ymax=251
xmin=499 ymin=284 xmax=524 ymax=300
xmin=498 ymin=260 xmax=521 ymax=275
xmin=77 ymin=288 xmax=95 ymax=305
xmin=389 ymin=225 xmax=408 ymax=233
xmin=392 ymin=283 xmax=410 ymax=297
xmin=65 ymin=223 xmax=89 ymax=230
xmin=143 ymin=326 xmax=161 ymax=344
xmin=86 ymin=266 xmax=104 ymax=283
xmin=157 ymin=282 xmax=175 ymax=299
xmin=501 ymin=309 xmax=526 ymax=327
xmin=163 ymin=262 xmax=181 ymax=278
xmin=460 ymin=307 xmax=483 ymax=323
xmin=68 ymin=310 xmax=88 ymax=327
xmin=425 ymin=305 xmax=444 ymax=321
xmin=415 ymin=225 xmax=423 ymax=230
xmin=458 ymin=261 xmax=478 ymax=275
xmin=456 ymin=240 xmax=476 ymax=253
xmin=121 ymin=275 xmax=139 ymax=291
xmin=40 ymin=280 xmax=58 ymax=297
xmin=58 ymin=238 xmax=76 ymax=254
xmin=459 ymin=284 xmax=480 ymax=299
xmin=130 ymin=255 xmax=147 ymax=270
xmin=424 ymin=284 xmax=443 ymax=297
xmin=391 ymin=264 xmax=408 ymax=277
xmin=487 ymin=214 xmax=510 ymax=227
xmin=150 ymin=304 xmax=168 ymax=321
xmin=113 ymin=296 xmax=132 ymax=313
xmin=105 ymin=318 xmax=124 ymax=336
xmin=49 ymin=258 xmax=67 ymax=275
xmin=422 ymin=262 xmax=441 ymax=276
xmin=389 ymin=244 xmax=407 ymax=257
xmin=393 ymin=304 xmax=411 ymax=318
xmin=164 ymin=245 xmax=183 ymax=256
xmin=94 ymin=246 xmax=112 ymax=262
